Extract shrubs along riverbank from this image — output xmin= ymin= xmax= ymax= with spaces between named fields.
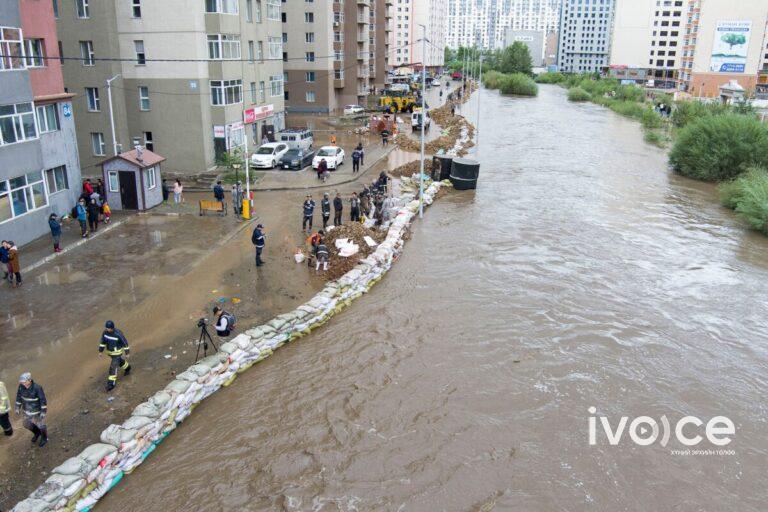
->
xmin=535 ymin=71 xmax=768 ymax=237
xmin=483 ymin=70 xmax=538 ymax=97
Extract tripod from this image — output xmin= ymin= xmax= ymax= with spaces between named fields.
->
xmin=194 ymin=323 xmax=218 ymax=363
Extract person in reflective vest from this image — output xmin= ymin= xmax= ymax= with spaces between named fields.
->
xmin=0 ymin=380 xmax=12 ymax=437
xmin=15 ymin=373 xmax=47 ymax=447
xmin=99 ymin=320 xmax=131 ymax=392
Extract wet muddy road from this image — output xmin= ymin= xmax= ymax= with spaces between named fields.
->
xmin=103 ymin=85 xmax=767 ymax=511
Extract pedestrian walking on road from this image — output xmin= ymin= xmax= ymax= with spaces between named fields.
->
xmin=76 ymin=198 xmax=88 ymax=238
xmin=352 ymin=148 xmax=362 ymax=173
xmin=252 ymin=223 xmax=265 ymax=266
xmin=15 ymin=373 xmax=48 ymax=447
xmin=317 ymin=159 xmax=328 ymax=182
xmin=49 ymin=213 xmax=63 ymax=253
xmin=356 ymin=143 xmax=365 ymax=166
xmin=87 ymin=199 xmax=100 ymax=233
xmin=0 ymin=381 xmax=12 ymax=437
xmin=102 ymin=201 xmax=112 ymax=224
xmin=232 ymin=181 xmax=243 ymax=217
xmin=350 ymin=192 xmax=361 ymax=222
xmin=173 ymin=179 xmax=183 ymax=204
xmin=321 ymin=193 xmax=331 ymax=229
xmin=381 ymin=130 xmax=389 ymax=147
xmin=99 ymin=320 xmax=131 ymax=392
xmin=333 ymin=192 xmax=343 ymax=226
xmin=302 ymin=195 xmax=316 ymax=233
xmin=6 ymin=241 xmax=21 ymax=288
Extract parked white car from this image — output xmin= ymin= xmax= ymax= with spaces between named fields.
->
xmin=343 ymin=105 xmax=365 ymax=115
xmin=250 ymin=142 xmax=289 ymax=168
xmin=312 ymin=146 xmax=345 ymax=170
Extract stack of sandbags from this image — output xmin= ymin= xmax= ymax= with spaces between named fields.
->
xmin=11 ymin=175 xmax=452 ymax=512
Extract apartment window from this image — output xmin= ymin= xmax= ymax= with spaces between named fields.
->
xmin=146 ymin=166 xmax=156 ymax=189
xmin=248 ymin=40 xmax=255 ymax=61
xmin=305 ymin=33 xmax=315 ymax=43
xmin=269 ymin=75 xmax=283 ymax=97
xmin=305 ymin=91 xmax=316 ymax=102
xmin=24 ymin=39 xmax=45 ymax=68
xmin=138 ymin=86 xmax=150 ymax=110
xmin=91 ymin=132 xmax=105 ymax=155
xmin=305 ymin=51 xmax=315 ymax=62
xmin=255 ymin=0 xmax=262 ymax=22
xmin=250 ymin=81 xmax=257 ymax=102
xmin=257 ymin=41 xmax=263 ymax=60
xmin=246 ymin=0 xmax=253 ymax=21
xmin=108 ymin=171 xmax=118 ymax=192
xmin=306 ymin=71 xmax=315 ymax=82
xmin=53 ymin=0 xmax=59 ymax=18
xmin=80 ymin=41 xmax=94 ymax=65
xmin=36 ymin=104 xmax=59 ymax=133
xmin=208 ymin=34 xmax=241 ymax=59
xmin=134 ymin=40 xmax=146 ymax=64
xmin=281 ymin=12 xmax=287 ymax=22
xmin=85 ymin=87 xmax=100 ymax=111
xmin=76 ymin=0 xmax=89 ymax=18
xmin=205 ymin=0 xmax=238 ymax=14
xmin=305 ymin=12 xmax=314 ymax=22
xmin=1 ymin=27 xmax=25 ymax=70
xmin=45 ymin=166 xmax=69 ymax=194
xmin=259 ymin=81 xmax=265 ymax=102
xmin=143 ymin=131 xmax=154 ymax=151
xmin=0 ymin=102 xmax=38 ymax=145
xmin=132 ymin=0 xmax=142 ymax=17
xmin=210 ymin=79 xmax=242 ymax=105
xmin=58 ymin=41 xmax=64 ymax=64
xmin=268 ymin=36 xmax=281 ymax=59
xmin=0 ymin=171 xmax=47 ymax=222
xmin=266 ymin=0 xmax=280 ymax=21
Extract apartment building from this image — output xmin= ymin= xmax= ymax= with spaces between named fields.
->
xmin=390 ymin=0 xmax=447 ymax=69
xmin=1 ymin=0 xmax=82 ymax=246
xmin=678 ymin=0 xmax=768 ymax=97
xmin=282 ymin=0 xmax=390 ymax=113
xmin=557 ymin=0 xmax=616 ymax=73
xmin=56 ymin=0 xmax=285 ymax=176
xmin=446 ymin=0 xmax=560 ymax=50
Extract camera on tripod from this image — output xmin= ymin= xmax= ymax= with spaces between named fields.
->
xmin=194 ymin=317 xmax=217 ymax=362
xmin=197 ymin=317 xmax=209 ymax=328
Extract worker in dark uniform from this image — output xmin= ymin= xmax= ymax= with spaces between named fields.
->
xmin=333 ymin=192 xmax=343 ymax=226
xmin=15 ymin=372 xmax=47 ymax=447
xmin=302 ymin=194 xmax=315 ymax=233
xmin=252 ymin=223 xmax=265 ymax=266
xmin=321 ymin=193 xmax=331 ymax=229
xmin=99 ymin=320 xmax=131 ymax=392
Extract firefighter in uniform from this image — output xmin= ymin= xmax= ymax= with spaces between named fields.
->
xmin=15 ymin=372 xmax=47 ymax=447
xmin=99 ymin=320 xmax=131 ymax=392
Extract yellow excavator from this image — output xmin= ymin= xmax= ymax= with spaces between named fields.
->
xmin=379 ymin=86 xmax=417 ymax=114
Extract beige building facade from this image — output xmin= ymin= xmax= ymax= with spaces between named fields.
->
xmin=390 ymin=0 xmax=446 ymax=69
xmin=282 ymin=0 xmax=390 ymax=114
xmin=57 ymin=0 xmax=285 ymax=176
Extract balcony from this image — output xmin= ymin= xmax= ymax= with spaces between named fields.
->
xmin=334 ymin=79 xmax=345 ymax=88
xmin=357 ymin=32 xmax=367 ymax=42
xmin=357 ymin=0 xmax=370 ymax=5
xmin=357 ymin=51 xmax=367 ymax=60
xmin=358 ymin=15 xmax=367 ymax=23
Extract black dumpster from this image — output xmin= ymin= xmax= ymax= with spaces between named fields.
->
xmin=433 ymin=154 xmax=454 ymax=181
xmin=449 ymin=158 xmax=480 ymax=190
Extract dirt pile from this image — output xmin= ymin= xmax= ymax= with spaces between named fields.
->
xmin=321 ymin=223 xmax=387 ymax=281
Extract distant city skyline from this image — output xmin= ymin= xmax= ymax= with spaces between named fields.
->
xmin=445 ymin=0 xmax=561 ymax=49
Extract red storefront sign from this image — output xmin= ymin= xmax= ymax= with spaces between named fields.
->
xmin=243 ymin=104 xmax=275 ymax=124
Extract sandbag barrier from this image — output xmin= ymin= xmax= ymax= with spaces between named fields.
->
xmin=11 ymin=175 xmax=452 ymax=512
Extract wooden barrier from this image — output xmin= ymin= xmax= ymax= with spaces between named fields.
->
xmin=199 ymin=200 xmax=226 ymax=216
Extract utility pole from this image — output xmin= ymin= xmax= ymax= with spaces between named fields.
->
xmin=106 ymin=74 xmax=121 ymax=155
xmin=477 ymin=55 xmax=483 ymax=154
xmin=419 ymin=25 xmax=426 ymax=218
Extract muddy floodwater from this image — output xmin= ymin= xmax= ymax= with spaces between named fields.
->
xmin=100 ymin=86 xmax=768 ymax=511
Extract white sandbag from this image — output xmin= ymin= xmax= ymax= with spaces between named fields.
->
xmin=10 ymin=498 xmax=51 ymax=512
xmin=62 ymin=478 xmax=86 ymax=498
xmin=79 ymin=443 xmax=117 ymax=466
xmin=132 ymin=401 xmax=160 ymax=419
xmin=165 ymin=379 xmax=191 ymax=394
xmin=75 ymin=495 xmax=98 ymax=511
xmin=232 ymin=334 xmax=252 ymax=350
xmin=100 ymin=424 xmax=137 ymax=447
xmin=174 ymin=370 xmax=199 ymax=382
xmin=266 ymin=317 xmax=287 ymax=331
xmin=29 ymin=480 xmax=64 ymax=504
xmin=218 ymin=341 xmax=237 ymax=355
xmin=150 ymin=390 xmax=173 ymax=411
xmin=187 ymin=364 xmax=212 ymax=377
xmin=51 ymin=457 xmax=92 ymax=478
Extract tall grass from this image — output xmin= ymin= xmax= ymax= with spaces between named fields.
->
xmin=484 ymin=70 xmax=538 ymax=97
xmin=535 ymin=72 xmax=567 ymax=84
xmin=567 ymin=87 xmax=591 ymax=102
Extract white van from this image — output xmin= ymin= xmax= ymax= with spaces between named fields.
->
xmin=277 ymin=128 xmax=313 ymax=151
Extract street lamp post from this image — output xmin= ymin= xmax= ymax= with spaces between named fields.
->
xmin=106 ymin=74 xmax=121 ymax=155
xmin=419 ymin=24 xmax=426 ymax=219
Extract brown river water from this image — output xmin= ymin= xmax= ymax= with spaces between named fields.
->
xmin=99 ymin=85 xmax=768 ymax=511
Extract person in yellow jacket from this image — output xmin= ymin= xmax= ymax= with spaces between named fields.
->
xmin=0 ymin=381 xmax=13 ymax=436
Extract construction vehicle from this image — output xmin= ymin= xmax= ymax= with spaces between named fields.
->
xmin=379 ymin=88 xmax=417 ymax=114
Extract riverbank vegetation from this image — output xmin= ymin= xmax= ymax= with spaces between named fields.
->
xmin=535 ymin=71 xmax=768 ymax=235
xmin=447 ymin=44 xmax=538 ymax=97
xmin=483 ymin=70 xmax=538 ymax=97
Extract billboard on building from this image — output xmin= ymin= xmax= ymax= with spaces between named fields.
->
xmin=709 ymin=20 xmax=752 ymax=73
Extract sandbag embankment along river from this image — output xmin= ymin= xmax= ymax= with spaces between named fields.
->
xmin=11 ymin=169 xmax=453 ymax=511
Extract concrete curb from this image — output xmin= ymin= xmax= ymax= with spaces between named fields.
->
xmin=22 ymin=219 xmax=128 ymax=274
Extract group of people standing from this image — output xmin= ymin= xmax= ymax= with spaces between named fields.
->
xmin=1 ymin=240 xmax=21 ymax=288
xmin=74 ymin=179 xmax=112 ymax=239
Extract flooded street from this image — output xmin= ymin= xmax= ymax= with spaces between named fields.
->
xmin=88 ymin=85 xmax=768 ymax=510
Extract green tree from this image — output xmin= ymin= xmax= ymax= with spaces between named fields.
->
xmin=444 ymin=46 xmax=455 ymax=63
xmin=721 ymin=33 xmax=747 ymax=50
xmin=499 ymin=42 xmax=533 ymax=75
